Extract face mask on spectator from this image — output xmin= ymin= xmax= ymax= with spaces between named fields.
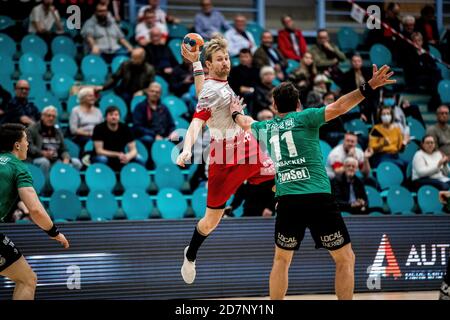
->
xmin=383 ymin=98 xmax=396 ymax=107
xmin=381 ymin=114 xmax=392 ymax=124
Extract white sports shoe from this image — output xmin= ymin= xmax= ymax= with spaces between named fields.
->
xmin=181 ymin=246 xmax=196 ymax=284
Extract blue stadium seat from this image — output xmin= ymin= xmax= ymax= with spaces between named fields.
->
xmin=34 ymin=91 xmax=63 ymax=114
xmin=162 ymin=95 xmax=188 ymax=118
xmin=429 ymin=45 xmax=442 ymax=59
xmin=51 ymin=73 xmax=75 ymax=100
xmin=417 ymin=185 xmax=444 ymax=214
xmin=246 ymin=22 xmax=263 ymax=46
xmin=386 ymin=185 xmax=414 ymax=214
xmin=19 ymin=53 xmax=46 ymax=76
xmin=131 ymin=95 xmax=146 ymax=112
xmin=376 ymin=162 xmax=404 ymax=190
xmin=119 ymin=20 xmax=134 ymax=40
xmin=231 ymin=56 xmax=239 ymax=67
xmin=61 ymin=18 xmax=80 ymax=38
xmin=437 ymin=63 xmax=450 ymax=80
xmin=81 ymin=55 xmax=108 ymax=80
xmin=133 ymin=140 xmax=149 ymax=164
xmin=51 ymin=35 xmax=77 ymax=57
xmin=84 ymin=140 xmax=94 ymax=153
xmin=120 ymin=163 xmax=150 ymax=191
xmin=344 ymin=118 xmax=368 ymax=137
xmin=20 ymin=74 xmax=46 ymax=99
xmin=285 ymin=59 xmax=300 ymax=74
xmin=407 ymin=118 xmax=425 ymax=141
xmin=0 ymin=54 xmax=14 ymax=76
xmin=21 ymin=34 xmax=48 ymax=58
xmin=0 ymin=74 xmax=13 ymax=94
xmin=155 ymin=75 xmax=169 ymax=97
xmin=168 ymin=39 xmax=183 ymax=64
xmin=51 ymin=54 xmax=78 ymax=78
xmin=369 ymin=44 xmax=392 ymax=66
xmin=0 ymin=33 xmax=15 ymax=57
xmin=85 ymin=163 xmax=116 ymax=193
xmin=337 ymin=27 xmax=359 ymax=53
xmin=49 ymin=190 xmax=82 ymax=221
xmin=191 ymin=186 xmax=207 ymax=218
xmin=111 ymin=55 xmax=129 ymax=73
xmin=156 ymin=188 xmax=187 ymax=219
xmin=26 ymin=163 xmax=45 ymax=195
xmin=174 ymin=117 xmax=189 ymax=130
xmin=365 ymin=185 xmax=384 ymax=210
xmin=64 ymin=138 xmax=80 ymax=159
xmin=121 ymin=188 xmax=153 ymax=220
xmin=168 ymin=23 xmax=189 ymax=39
xmin=151 ymin=140 xmax=177 ymax=167
xmin=438 ymin=80 xmax=450 ymax=104
xmin=49 ymin=163 xmax=81 ymax=193
xmin=86 ymin=190 xmax=118 ymax=221
xmin=154 ymin=164 xmax=184 ymax=190
xmin=99 ymin=94 xmax=128 ymax=119
xmin=67 ymin=95 xmax=80 ymax=114
xmin=83 ymin=74 xmax=105 ymax=86
xmin=319 ymin=140 xmax=332 ymax=165
xmin=399 ymin=141 xmax=419 ymax=163
xmin=0 ymin=16 xmax=14 ymax=31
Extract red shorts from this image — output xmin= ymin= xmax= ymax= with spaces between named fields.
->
xmin=206 ymin=154 xmax=275 ymax=208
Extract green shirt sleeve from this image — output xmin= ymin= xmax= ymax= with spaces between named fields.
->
xmin=295 ymin=106 xmax=326 ymax=128
xmin=16 ymin=164 xmax=33 ymax=189
xmin=251 ymin=120 xmax=267 ymax=138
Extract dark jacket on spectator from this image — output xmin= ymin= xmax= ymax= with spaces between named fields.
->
xmin=144 ymin=43 xmax=178 ymax=75
xmin=415 ymin=17 xmax=440 ymax=45
xmin=169 ymin=62 xmax=194 ymax=97
xmin=132 ymin=100 xmax=175 ymax=139
xmin=252 ymin=83 xmax=274 ymax=118
xmin=228 ymin=64 xmax=260 ymax=95
xmin=331 ymin=173 xmax=368 ymax=214
xmin=253 ymin=46 xmax=287 ymax=70
xmin=0 ymin=97 xmax=40 ymax=125
xmin=103 ymin=60 xmax=155 ymax=95
xmin=27 ymin=120 xmax=69 ymax=160
xmin=0 ymin=85 xmax=12 ymax=120
xmin=277 ymin=28 xmax=308 ymax=61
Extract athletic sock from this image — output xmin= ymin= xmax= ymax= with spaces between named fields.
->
xmin=186 ymin=226 xmax=208 ymax=262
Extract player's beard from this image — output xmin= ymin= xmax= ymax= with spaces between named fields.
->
xmin=215 ymin=68 xmax=230 ymax=79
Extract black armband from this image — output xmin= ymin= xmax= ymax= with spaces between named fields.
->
xmin=359 ymin=82 xmax=375 ymax=99
xmin=45 ymin=224 xmax=60 ymax=237
xmin=232 ymin=111 xmax=242 ymax=123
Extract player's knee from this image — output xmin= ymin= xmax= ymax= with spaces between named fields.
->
xmin=273 ymin=251 xmax=292 ymax=268
xmin=15 ymin=269 xmax=38 ymax=288
xmin=334 ymin=247 xmax=355 ymax=267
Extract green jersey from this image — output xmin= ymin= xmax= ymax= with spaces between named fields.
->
xmin=0 ymin=153 xmax=33 ymax=222
xmin=251 ymin=106 xmax=330 ymax=197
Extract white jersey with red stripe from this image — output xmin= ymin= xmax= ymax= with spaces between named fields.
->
xmin=193 ymin=78 xmax=243 ymax=141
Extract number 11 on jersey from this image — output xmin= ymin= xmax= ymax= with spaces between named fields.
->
xmin=269 ymin=131 xmax=298 ymax=161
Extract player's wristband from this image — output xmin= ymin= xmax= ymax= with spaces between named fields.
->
xmin=45 ymin=224 xmax=60 ymax=237
xmin=359 ymin=82 xmax=375 ymax=99
xmin=193 ymin=61 xmax=203 ymax=72
xmin=232 ymin=111 xmax=242 ymax=123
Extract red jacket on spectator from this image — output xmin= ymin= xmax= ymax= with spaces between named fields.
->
xmin=277 ymin=29 xmax=308 ymax=61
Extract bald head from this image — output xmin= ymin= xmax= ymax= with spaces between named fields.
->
xmin=150 ymin=27 xmax=162 ymax=44
xmin=15 ymin=80 xmax=30 ymax=99
xmin=131 ymin=47 xmax=146 ymax=65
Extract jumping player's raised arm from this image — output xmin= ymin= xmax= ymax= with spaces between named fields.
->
xmin=181 ymin=44 xmax=205 ymax=97
xmin=325 ymin=64 xmax=396 ymax=122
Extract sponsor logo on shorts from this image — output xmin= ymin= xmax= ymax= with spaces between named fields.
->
xmin=277 ymin=168 xmax=310 ymax=184
xmin=320 ymin=231 xmax=344 ymax=248
xmin=277 ymin=233 xmax=298 ymax=249
xmin=0 ymin=255 xmax=5 ymax=267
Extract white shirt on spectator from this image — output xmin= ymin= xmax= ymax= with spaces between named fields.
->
xmin=135 ymin=21 xmax=168 ymax=43
xmin=412 ymin=149 xmax=450 ymax=182
xmin=138 ymin=5 xmax=167 ymax=26
xmin=29 ymin=4 xmax=60 ymax=33
xmin=326 ymin=144 xmax=365 ymax=178
xmin=224 ymin=28 xmax=256 ymax=57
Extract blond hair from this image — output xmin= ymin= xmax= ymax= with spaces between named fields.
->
xmin=203 ymin=36 xmax=228 ymax=62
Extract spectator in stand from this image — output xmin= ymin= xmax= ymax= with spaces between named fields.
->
xmin=100 ymin=48 xmax=155 ymax=113
xmin=416 ymin=5 xmax=440 ymax=46
xmin=92 ymin=106 xmax=142 ymax=171
xmin=277 ymin=14 xmax=307 ymax=62
xmin=0 ymin=80 xmax=39 ymax=127
xmin=319 ymin=92 xmax=346 ymax=146
xmin=194 ymin=0 xmax=230 ymax=40
xmin=224 ymin=15 xmax=257 ymax=57
xmin=331 ymin=157 xmax=368 ymax=215
xmin=69 ymin=87 xmax=103 ymax=148
xmin=403 ymin=32 xmax=442 ymax=109
xmin=170 ymin=60 xmax=194 ymax=98
xmin=397 ymin=15 xmax=417 ymax=65
xmin=382 ymin=92 xmax=410 ymax=144
xmin=98 ymin=0 xmax=122 ymax=22
xmin=382 ymin=2 xmax=402 ymax=53
xmin=252 ymin=66 xmax=275 ymax=118
xmin=412 ymin=135 xmax=450 ymax=191
xmin=81 ymin=3 xmax=133 ymax=63
xmin=132 ymin=82 xmax=178 ymax=167
xmin=28 ymin=106 xmax=82 ymax=176
xmin=309 ymin=29 xmax=346 ymax=76
xmin=138 ymin=0 xmax=179 ymax=25
xmin=144 ymin=27 xmax=179 ymax=80
xmin=253 ymin=31 xmax=287 ymax=80
xmin=257 ymin=109 xmax=274 ymax=121
xmin=326 ymin=131 xmax=372 ymax=179
xmin=368 ymin=105 xmax=407 ymax=170
xmin=288 ymin=52 xmax=317 ymax=104
xmin=401 ymin=15 xmax=416 ymax=40
xmin=28 ymin=0 xmax=64 ymax=40
xmin=228 ymin=48 xmax=260 ymax=110
xmin=427 ymin=105 xmax=450 ymax=156
xmin=306 ymin=74 xmax=329 ymax=108
xmin=135 ymin=8 xmax=168 ymax=46
xmin=0 ymin=85 xmax=12 ymax=122
xmin=340 ymin=53 xmax=379 ymax=124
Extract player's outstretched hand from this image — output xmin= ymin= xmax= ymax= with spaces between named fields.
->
xmin=181 ymin=44 xmax=201 ymax=63
xmin=229 ymin=96 xmax=246 ymax=114
xmin=368 ymin=64 xmax=396 ymax=89
xmin=176 ymin=150 xmax=192 ymax=168
xmin=53 ymin=233 xmax=70 ymax=249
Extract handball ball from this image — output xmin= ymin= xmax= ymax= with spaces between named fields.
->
xmin=183 ymin=33 xmax=204 ymax=52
